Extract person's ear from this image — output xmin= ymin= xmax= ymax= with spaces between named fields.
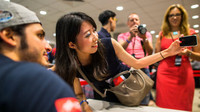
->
xmin=0 ymin=28 xmax=17 ymax=46
xmin=109 ymin=17 xmax=113 ymax=23
xmin=68 ymin=42 xmax=76 ymax=49
xmin=127 ymin=19 xmax=131 ymax=26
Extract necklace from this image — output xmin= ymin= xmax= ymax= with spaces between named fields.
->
xmin=172 ymin=31 xmax=178 ymax=35
xmin=170 ymin=33 xmax=180 ymax=42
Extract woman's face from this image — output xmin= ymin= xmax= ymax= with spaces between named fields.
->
xmin=74 ymin=21 xmax=98 ymax=57
xmin=168 ymin=7 xmax=182 ymax=28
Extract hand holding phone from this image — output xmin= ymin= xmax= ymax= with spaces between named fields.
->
xmin=179 ymin=35 xmax=197 ymax=46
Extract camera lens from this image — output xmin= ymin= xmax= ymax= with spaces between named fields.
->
xmin=138 ymin=24 xmax=147 ymax=34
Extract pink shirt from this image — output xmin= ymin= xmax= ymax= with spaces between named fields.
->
xmin=118 ymin=32 xmax=152 ymax=59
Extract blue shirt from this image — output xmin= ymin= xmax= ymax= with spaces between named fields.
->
xmin=0 ymin=54 xmax=76 ymax=112
xmin=98 ymin=27 xmax=111 ymax=39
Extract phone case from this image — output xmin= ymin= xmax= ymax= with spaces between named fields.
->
xmin=179 ymin=35 xmax=197 ymax=46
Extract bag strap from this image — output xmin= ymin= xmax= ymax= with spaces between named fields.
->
xmin=77 ymin=66 xmax=107 ymax=98
xmin=110 ymin=70 xmax=129 ymax=82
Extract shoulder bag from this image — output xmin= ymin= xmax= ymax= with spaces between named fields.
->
xmin=77 ymin=67 xmax=154 ymax=106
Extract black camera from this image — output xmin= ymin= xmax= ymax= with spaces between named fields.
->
xmin=175 ymin=55 xmax=182 ymax=66
xmin=138 ymin=24 xmax=147 ymax=35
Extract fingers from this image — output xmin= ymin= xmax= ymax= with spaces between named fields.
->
xmin=180 ymin=34 xmax=184 ymax=37
xmin=171 ymin=40 xmax=180 ymax=47
xmin=130 ymin=25 xmax=138 ymax=32
xmin=129 ymin=25 xmax=138 ymax=37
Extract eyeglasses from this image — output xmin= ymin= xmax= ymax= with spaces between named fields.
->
xmin=168 ymin=13 xmax=182 ymax=18
xmin=113 ymin=17 xmax=118 ymax=22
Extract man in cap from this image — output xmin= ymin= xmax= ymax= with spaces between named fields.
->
xmin=0 ymin=1 xmax=81 ymax=112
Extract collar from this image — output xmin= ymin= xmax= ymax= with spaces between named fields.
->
xmin=0 ymin=54 xmax=14 ymax=64
xmin=100 ymin=27 xmax=111 ymax=37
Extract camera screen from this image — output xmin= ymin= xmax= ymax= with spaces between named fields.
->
xmin=179 ymin=35 xmax=197 ymax=46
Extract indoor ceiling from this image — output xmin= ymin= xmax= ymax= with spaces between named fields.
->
xmin=11 ymin=0 xmax=200 ymax=46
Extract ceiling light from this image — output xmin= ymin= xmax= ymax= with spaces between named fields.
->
xmin=150 ymin=30 xmax=155 ymax=34
xmin=193 ymin=24 xmax=199 ymax=28
xmin=140 ymin=24 xmax=147 ymax=27
xmin=195 ymin=30 xmax=199 ymax=33
xmin=155 ymin=35 xmax=159 ymax=38
xmin=53 ymin=33 xmax=56 ymax=37
xmin=116 ymin=6 xmax=123 ymax=11
xmin=192 ymin=15 xmax=199 ymax=19
xmin=191 ymin=4 xmax=199 ymax=9
xmin=40 ymin=11 xmax=47 ymax=15
xmin=4 ymin=0 xmax=10 ymax=1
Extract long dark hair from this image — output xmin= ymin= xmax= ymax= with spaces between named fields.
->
xmin=55 ymin=12 xmax=108 ymax=87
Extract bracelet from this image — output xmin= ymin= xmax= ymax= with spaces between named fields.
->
xmin=80 ymin=100 xmax=88 ymax=105
xmin=126 ymin=39 xmax=131 ymax=44
xmin=160 ymin=51 xmax=165 ymax=59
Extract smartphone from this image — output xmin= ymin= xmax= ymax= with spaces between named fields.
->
xmin=179 ymin=35 xmax=197 ymax=46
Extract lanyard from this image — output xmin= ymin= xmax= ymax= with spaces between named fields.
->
xmin=170 ymin=32 xmax=180 ymax=42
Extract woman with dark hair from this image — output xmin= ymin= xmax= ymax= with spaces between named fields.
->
xmin=54 ymin=12 xmax=182 ymax=111
xmin=155 ymin=4 xmax=200 ymax=111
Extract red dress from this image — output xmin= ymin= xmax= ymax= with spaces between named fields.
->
xmin=156 ymin=29 xmax=196 ymax=111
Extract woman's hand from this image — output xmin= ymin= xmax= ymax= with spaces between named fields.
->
xmin=178 ymin=48 xmax=190 ymax=56
xmin=74 ymin=78 xmax=93 ymax=112
xmin=82 ymin=103 xmax=93 ymax=112
xmin=166 ymin=40 xmax=183 ymax=56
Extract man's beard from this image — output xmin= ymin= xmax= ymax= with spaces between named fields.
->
xmin=18 ymin=35 xmax=48 ymax=67
xmin=19 ymin=48 xmax=45 ymax=66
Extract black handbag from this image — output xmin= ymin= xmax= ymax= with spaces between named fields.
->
xmin=78 ymin=67 xmax=154 ymax=106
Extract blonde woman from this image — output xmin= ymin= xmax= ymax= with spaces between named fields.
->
xmin=155 ymin=4 xmax=200 ymax=111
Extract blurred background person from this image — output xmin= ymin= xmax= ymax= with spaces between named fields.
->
xmin=98 ymin=10 xmax=117 ymax=39
xmin=117 ymin=13 xmax=154 ymax=105
xmin=155 ymin=4 xmax=200 ymax=111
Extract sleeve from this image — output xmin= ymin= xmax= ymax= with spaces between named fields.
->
xmin=6 ymin=63 xmax=81 ymax=112
xmin=189 ymin=28 xmax=197 ymax=35
xmin=117 ymin=33 xmax=126 ymax=42
xmin=29 ymin=66 xmax=80 ymax=112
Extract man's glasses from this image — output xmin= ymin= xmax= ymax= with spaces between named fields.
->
xmin=113 ymin=17 xmax=118 ymax=22
xmin=168 ymin=13 xmax=182 ymax=18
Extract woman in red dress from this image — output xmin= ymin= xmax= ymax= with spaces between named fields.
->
xmin=155 ymin=4 xmax=200 ymax=111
